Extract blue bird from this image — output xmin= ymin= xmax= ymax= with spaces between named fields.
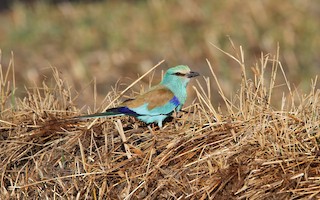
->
xmin=77 ymin=65 xmax=199 ymax=128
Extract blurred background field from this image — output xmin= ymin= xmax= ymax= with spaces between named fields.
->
xmin=0 ymin=0 xmax=319 ymax=108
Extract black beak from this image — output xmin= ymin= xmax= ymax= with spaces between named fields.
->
xmin=187 ymin=71 xmax=200 ymax=78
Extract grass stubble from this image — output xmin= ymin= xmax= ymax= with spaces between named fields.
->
xmin=1 ymin=44 xmax=320 ymax=199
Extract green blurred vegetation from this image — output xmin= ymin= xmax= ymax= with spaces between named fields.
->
xmin=0 ymin=0 xmax=319 ymax=106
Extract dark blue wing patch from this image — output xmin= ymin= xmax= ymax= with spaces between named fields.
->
xmin=106 ymin=107 xmax=141 ymax=117
xmin=169 ymin=96 xmax=180 ymax=107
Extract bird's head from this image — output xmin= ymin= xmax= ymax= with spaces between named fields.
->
xmin=161 ymin=65 xmax=199 ymax=88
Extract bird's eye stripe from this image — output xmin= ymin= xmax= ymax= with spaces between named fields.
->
xmin=173 ymin=72 xmax=186 ymax=76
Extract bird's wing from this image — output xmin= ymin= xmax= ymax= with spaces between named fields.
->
xmin=121 ymin=85 xmax=180 ymax=115
xmin=76 ymin=86 xmax=179 ymax=119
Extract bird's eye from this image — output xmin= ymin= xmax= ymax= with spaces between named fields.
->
xmin=173 ymin=72 xmax=185 ymax=76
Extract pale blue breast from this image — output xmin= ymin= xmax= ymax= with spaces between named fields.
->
xmin=129 ymin=96 xmax=180 ymax=127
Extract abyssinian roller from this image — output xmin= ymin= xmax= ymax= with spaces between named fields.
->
xmin=77 ymin=65 xmax=199 ymax=127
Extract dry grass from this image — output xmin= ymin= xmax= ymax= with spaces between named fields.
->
xmin=1 ymin=45 xmax=320 ymax=199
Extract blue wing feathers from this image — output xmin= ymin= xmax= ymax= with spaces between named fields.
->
xmin=169 ymin=96 xmax=180 ymax=107
xmin=79 ymin=96 xmax=180 ymax=120
xmin=107 ymin=107 xmax=141 ymax=117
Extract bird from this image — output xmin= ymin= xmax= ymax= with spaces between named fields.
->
xmin=76 ymin=65 xmax=199 ymax=128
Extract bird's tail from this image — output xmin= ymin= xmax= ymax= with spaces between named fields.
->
xmin=75 ymin=107 xmax=139 ymax=119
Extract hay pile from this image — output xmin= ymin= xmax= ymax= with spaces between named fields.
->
xmin=1 ymin=47 xmax=320 ymax=199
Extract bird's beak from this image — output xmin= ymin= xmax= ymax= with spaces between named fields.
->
xmin=187 ymin=71 xmax=200 ymax=78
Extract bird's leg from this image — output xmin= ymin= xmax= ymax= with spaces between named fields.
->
xmin=163 ymin=116 xmax=174 ymax=124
